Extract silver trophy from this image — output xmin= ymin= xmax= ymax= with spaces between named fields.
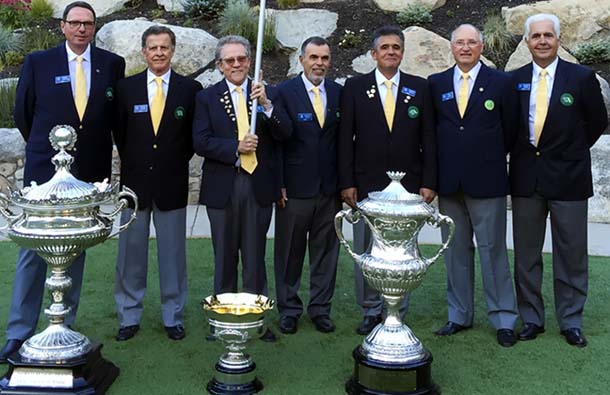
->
xmin=0 ymin=125 xmax=137 ymax=393
xmin=335 ymin=171 xmax=454 ymax=395
xmin=202 ymin=293 xmax=274 ymax=395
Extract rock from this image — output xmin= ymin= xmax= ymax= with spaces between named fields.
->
xmin=352 ymin=26 xmax=495 ymax=78
xmin=590 ymin=135 xmax=610 ymax=222
xmin=49 ymin=0 xmax=128 ymax=18
xmin=596 ymin=76 xmax=610 ymax=135
xmin=96 ymin=20 xmax=217 ymax=77
xmin=195 ymin=69 xmax=223 ymax=88
xmin=504 ymin=40 xmax=577 ymax=72
xmin=0 ymin=163 xmax=16 ymax=177
xmin=502 ymin=0 xmax=610 ymax=51
xmin=157 ymin=0 xmax=184 ymax=12
xmin=151 ymin=18 xmax=168 ymax=24
xmin=373 ymin=0 xmax=446 ymax=12
xmin=335 ymin=77 xmax=348 ymax=86
xmin=0 ymin=129 xmax=25 ymax=162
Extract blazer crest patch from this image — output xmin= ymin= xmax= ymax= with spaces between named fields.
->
xmin=560 ymin=93 xmax=574 ymax=106
xmin=407 ymin=106 xmax=420 ymax=119
xmin=174 ymin=106 xmax=185 ymax=119
xmin=105 ymin=87 xmax=114 ymax=101
xmin=484 ymin=99 xmax=495 ymax=111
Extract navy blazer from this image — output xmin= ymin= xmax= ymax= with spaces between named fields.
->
xmin=114 ymin=70 xmax=202 ymax=211
xmin=338 ymin=70 xmax=437 ymax=199
xmin=428 ymin=63 xmax=518 ymax=198
xmin=192 ymin=79 xmax=291 ymax=208
xmin=14 ymin=42 xmax=125 ymax=185
xmin=509 ymin=58 xmax=608 ymax=200
xmin=277 ymin=75 xmax=342 ymax=199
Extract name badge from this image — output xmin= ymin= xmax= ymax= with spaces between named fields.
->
xmin=55 ymin=75 xmax=70 ymax=84
xmin=441 ymin=92 xmax=454 ymax=102
xmin=517 ymin=83 xmax=531 ymax=91
xmin=257 ymin=105 xmax=264 ymax=113
xmin=133 ymin=104 xmax=149 ymax=113
xmin=297 ymin=113 xmax=313 ymax=122
xmin=401 ymin=86 xmax=417 ymax=97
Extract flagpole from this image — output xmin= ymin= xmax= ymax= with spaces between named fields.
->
xmin=249 ymin=0 xmax=266 ymax=135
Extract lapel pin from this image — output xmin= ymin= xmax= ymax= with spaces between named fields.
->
xmin=479 ymin=87 xmax=484 ymax=92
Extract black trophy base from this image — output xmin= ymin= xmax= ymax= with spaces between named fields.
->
xmin=346 ymin=346 xmax=439 ymax=395
xmin=0 ymin=343 xmax=119 ymax=395
xmin=207 ymin=362 xmax=263 ymax=395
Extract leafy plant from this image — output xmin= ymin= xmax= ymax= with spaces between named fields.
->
xmin=482 ymin=12 xmax=515 ymax=57
xmin=0 ymin=79 xmax=17 ymax=128
xmin=277 ymin=0 xmax=299 ymax=9
xmin=396 ymin=4 xmax=432 ymax=27
xmin=574 ymin=38 xmax=610 ymax=64
xmin=0 ymin=24 xmax=21 ymax=64
xmin=218 ymin=0 xmax=276 ymax=54
xmin=338 ymin=29 xmax=366 ymax=48
xmin=22 ymin=26 xmax=60 ymax=53
xmin=3 ymin=50 xmax=23 ymax=66
xmin=183 ymin=0 xmax=226 ymax=21
xmin=28 ymin=0 xmax=53 ymax=24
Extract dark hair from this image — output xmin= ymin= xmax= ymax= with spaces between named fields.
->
xmin=141 ymin=26 xmax=177 ymax=48
xmin=300 ymin=36 xmax=330 ymax=56
xmin=62 ymin=1 xmax=96 ymax=22
xmin=371 ymin=25 xmax=404 ymax=50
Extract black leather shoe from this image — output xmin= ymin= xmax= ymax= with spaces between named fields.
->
xmin=518 ymin=323 xmax=545 ymax=341
xmin=312 ymin=316 xmax=335 ymax=333
xmin=435 ymin=321 xmax=472 ymax=336
xmin=497 ymin=329 xmax=517 ymax=347
xmin=0 ymin=339 xmax=23 ymax=363
xmin=279 ymin=316 xmax=298 ymax=334
xmin=356 ymin=315 xmax=382 ymax=335
xmin=260 ymin=328 xmax=277 ymax=343
xmin=116 ymin=325 xmax=140 ymax=341
xmin=165 ymin=325 xmax=186 ymax=340
xmin=561 ymin=328 xmax=587 ymax=348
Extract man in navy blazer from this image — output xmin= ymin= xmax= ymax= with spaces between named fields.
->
xmin=338 ymin=25 xmax=437 ymax=335
xmin=273 ymin=37 xmax=342 ymax=335
xmin=1 ymin=1 xmax=125 ymax=362
xmin=192 ymin=35 xmax=291 ymax=342
xmin=510 ymin=14 xmax=608 ymax=347
xmin=428 ymin=24 xmax=519 ymax=347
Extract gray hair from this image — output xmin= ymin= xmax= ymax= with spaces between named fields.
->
xmin=524 ymin=13 xmax=561 ymax=40
xmin=450 ymin=24 xmax=484 ymax=44
xmin=215 ymin=35 xmax=251 ymax=62
xmin=300 ymin=36 xmax=330 ymax=56
xmin=371 ymin=25 xmax=404 ymax=51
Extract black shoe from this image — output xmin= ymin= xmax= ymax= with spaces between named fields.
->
xmin=260 ymin=328 xmax=277 ymax=343
xmin=312 ymin=316 xmax=335 ymax=333
xmin=435 ymin=321 xmax=472 ymax=336
xmin=560 ymin=328 xmax=587 ymax=348
xmin=518 ymin=323 xmax=545 ymax=341
xmin=497 ymin=329 xmax=517 ymax=347
xmin=356 ymin=315 xmax=382 ymax=335
xmin=165 ymin=325 xmax=186 ymax=340
xmin=116 ymin=325 xmax=140 ymax=341
xmin=279 ymin=316 xmax=298 ymax=334
xmin=0 ymin=339 xmax=23 ymax=363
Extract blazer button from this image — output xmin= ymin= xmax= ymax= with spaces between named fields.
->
xmin=79 ymin=125 xmax=83 ymax=130
xmin=536 ymin=151 xmax=540 ymax=157
xmin=459 ymin=126 xmax=464 ymax=131
xmin=153 ymin=144 xmax=157 ymax=149
xmin=149 ymin=166 xmax=153 ymax=170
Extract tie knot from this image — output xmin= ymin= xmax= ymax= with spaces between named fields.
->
xmin=461 ymin=72 xmax=469 ymax=80
xmin=155 ymin=77 xmax=163 ymax=87
xmin=312 ymin=86 xmax=320 ymax=96
xmin=235 ymin=86 xmax=243 ymax=94
xmin=77 ymin=55 xmax=83 ymax=64
xmin=540 ymin=69 xmax=548 ymax=77
xmin=384 ymin=80 xmax=393 ymax=89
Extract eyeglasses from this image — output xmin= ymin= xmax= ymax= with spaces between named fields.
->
xmin=220 ymin=56 xmax=249 ymax=65
xmin=64 ymin=20 xmax=95 ymax=30
xmin=453 ymin=40 xmax=480 ymax=49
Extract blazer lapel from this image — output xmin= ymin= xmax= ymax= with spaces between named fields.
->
xmin=218 ymin=80 xmax=237 ymax=130
xmin=365 ymin=71 xmax=389 ymax=134
xmin=466 ymin=63 xmax=491 ymax=118
xmin=55 ymin=44 xmax=78 ymax=117
xmin=324 ymin=79 xmax=340 ymax=131
xmin=85 ymin=46 xmax=102 ymax=122
xmin=157 ymin=70 xmax=181 ymax=135
xmin=517 ymin=64 xmax=534 ymax=139
xmin=543 ymin=58 xmax=569 ymax=146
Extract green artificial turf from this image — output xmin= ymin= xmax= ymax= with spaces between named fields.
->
xmin=0 ymin=239 xmax=609 ymax=394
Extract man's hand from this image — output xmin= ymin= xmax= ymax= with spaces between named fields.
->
xmin=238 ymin=134 xmax=258 ymax=153
xmin=341 ymin=187 xmax=358 ymax=208
xmin=277 ymin=188 xmax=288 ymax=209
xmin=251 ymin=81 xmax=269 ymax=106
xmin=419 ymin=187 xmax=436 ymax=204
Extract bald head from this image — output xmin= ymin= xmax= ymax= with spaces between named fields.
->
xmin=450 ymin=24 xmax=484 ymax=72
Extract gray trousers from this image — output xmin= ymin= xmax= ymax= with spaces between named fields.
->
xmin=6 ymin=249 xmax=84 ymax=340
xmin=114 ymin=205 xmax=187 ymax=327
xmin=439 ymin=193 xmax=518 ymax=330
xmin=207 ymin=172 xmax=271 ymax=295
xmin=273 ymin=194 xmax=340 ymax=319
xmin=512 ymin=193 xmax=588 ymax=330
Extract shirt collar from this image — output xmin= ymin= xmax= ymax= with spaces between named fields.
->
xmin=147 ymin=68 xmax=172 ymax=85
xmin=532 ymin=57 xmax=559 ymax=81
xmin=301 ymin=73 xmax=325 ymax=94
xmin=375 ymin=68 xmax=400 ymax=88
xmin=453 ymin=61 xmax=482 ymax=82
xmin=65 ymin=42 xmax=91 ymax=63
xmin=225 ymin=78 xmax=249 ymax=95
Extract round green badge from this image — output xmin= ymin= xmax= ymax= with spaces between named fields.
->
xmin=484 ymin=99 xmax=495 ymax=111
xmin=174 ymin=106 xmax=185 ymax=120
xmin=407 ymin=106 xmax=420 ymax=119
xmin=105 ymin=87 xmax=114 ymax=101
xmin=560 ymin=93 xmax=574 ymax=106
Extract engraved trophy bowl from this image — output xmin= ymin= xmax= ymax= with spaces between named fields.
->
xmin=202 ymin=293 xmax=274 ymax=395
xmin=335 ymin=171 xmax=454 ymax=395
xmin=0 ymin=125 xmax=137 ymax=394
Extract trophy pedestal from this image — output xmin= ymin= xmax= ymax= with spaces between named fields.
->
xmin=207 ymin=362 xmax=263 ymax=395
xmin=0 ymin=343 xmax=119 ymax=395
xmin=346 ymin=347 xmax=438 ymax=395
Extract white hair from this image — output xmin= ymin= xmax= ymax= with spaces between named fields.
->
xmin=450 ymin=24 xmax=484 ymax=44
xmin=524 ymin=14 xmax=561 ymax=40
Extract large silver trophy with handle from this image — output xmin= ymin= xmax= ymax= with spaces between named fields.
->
xmin=0 ymin=125 xmax=137 ymax=394
xmin=335 ymin=171 xmax=454 ymax=395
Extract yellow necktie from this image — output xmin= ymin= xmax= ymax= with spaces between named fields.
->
xmin=383 ymin=80 xmax=395 ymax=131
xmin=75 ymin=55 xmax=87 ymax=121
xmin=236 ymin=86 xmax=257 ymax=173
xmin=150 ymin=77 xmax=165 ymax=135
xmin=533 ymin=69 xmax=548 ymax=146
xmin=312 ymin=86 xmax=325 ymax=128
xmin=457 ymin=72 xmax=469 ymax=118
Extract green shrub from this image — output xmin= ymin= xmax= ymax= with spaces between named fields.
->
xmin=0 ymin=24 xmax=21 ymax=64
xmin=0 ymin=79 xmax=17 ymax=128
xmin=3 ymin=50 xmax=23 ymax=66
xmin=22 ymin=26 xmax=60 ymax=53
xmin=183 ymin=0 xmax=226 ymax=20
xmin=396 ymin=4 xmax=432 ymax=27
xmin=338 ymin=29 xmax=366 ymax=49
xmin=28 ymin=0 xmax=54 ymax=24
xmin=574 ymin=38 xmax=610 ymax=64
xmin=0 ymin=0 xmax=30 ymax=29
xmin=218 ymin=0 xmax=276 ymax=54
xmin=482 ymin=13 xmax=515 ymax=56
xmin=277 ymin=0 xmax=299 ymax=9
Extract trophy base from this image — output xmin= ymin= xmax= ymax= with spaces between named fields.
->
xmin=346 ymin=346 xmax=438 ymax=395
xmin=207 ymin=362 xmax=263 ymax=395
xmin=0 ymin=343 xmax=119 ymax=394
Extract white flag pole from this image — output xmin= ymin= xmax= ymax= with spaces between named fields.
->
xmin=249 ymin=0 xmax=267 ymax=135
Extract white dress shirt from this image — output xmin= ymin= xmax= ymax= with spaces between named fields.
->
xmin=146 ymin=68 xmax=171 ymax=106
xmin=528 ymin=57 xmax=558 ymax=144
xmin=301 ymin=73 xmax=327 ymax=116
xmin=375 ymin=68 xmax=400 ymax=110
xmin=453 ymin=61 xmax=482 ymax=100
xmin=65 ymin=42 xmax=91 ymax=99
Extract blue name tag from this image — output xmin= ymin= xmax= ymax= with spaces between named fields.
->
xmin=441 ymin=91 xmax=454 ymax=101
xmin=517 ymin=83 xmax=531 ymax=91
xmin=297 ymin=113 xmax=313 ymax=122
xmin=401 ymin=86 xmax=417 ymax=97
xmin=257 ymin=105 xmax=264 ymax=113
xmin=54 ymin=75 xmax=70 ymax=84
xmin=133 ymin=104 xmax=149 ymax=113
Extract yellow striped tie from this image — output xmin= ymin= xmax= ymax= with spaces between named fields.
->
xmin=74 ymin=56 xmax=87 ymax=121
xmin=383 ymin=80 xmax=395 ymax=131
xmin=533 ymin=69 xmax=548 ymax=146
xmin=312 ymin=86 xmax=325 ymax=128
xmin=457 ymin=72 xmax=469 ymax=118
xmin=150 ymin=77 xmax=165 ymax=135
xmin=236 ymin=86 xmax=257 ymax=173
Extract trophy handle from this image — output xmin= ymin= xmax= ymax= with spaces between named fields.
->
xmin=423 ymin=212 xmax=454 ymax=268
xmin=0 ymin=191 xmax=22 ymax=229
xmin=334 ymin=208 xmax=362 ymax=262
xmin=101 ymin=186 xmax=139 ymax=238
